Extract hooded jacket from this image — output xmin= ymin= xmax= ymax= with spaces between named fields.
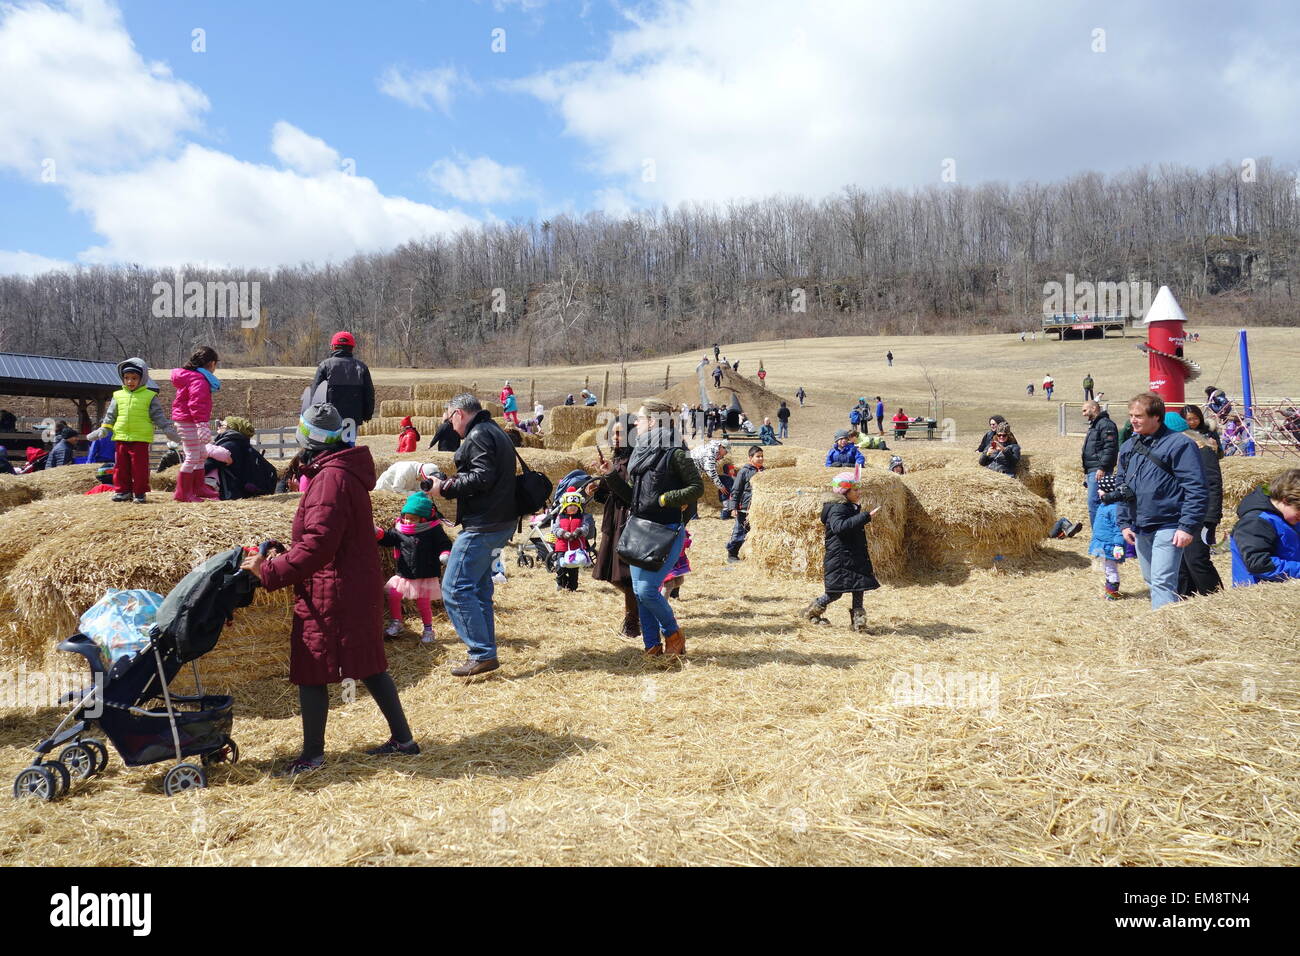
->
xmin=1081 ymin=409 xmax=1119 ymax=473
xmin=46 ymin=434 xmax=76 ymax=468
xmin=100 ymin=358 xmax=172 ymax=444
xmin=821 ymin=499 xmax=880 ymax=594
xmin=205 ymin=430 xmax=277 ymax=499
xmin=1114 ymin=424 xmax=1208 ymax=535
xmin=1230 ymin=488 xmax=1300 ymax=585
xmin=825 ymin=441 xmax=865 ymax=468
xmin=170 ymin=367 xmax=214 ymax=424
xmin=260 ymin=444 xmax=387 ymax=684
xmin=378 ymin=519 xmax=453 ymax=580
xmin=311 ymin=347 xmax=374 ymax=426
xmin=440 ymin=409 xmax=517 ymax=528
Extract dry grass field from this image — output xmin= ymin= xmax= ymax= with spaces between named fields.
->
xmin=1 ymin=327 xmax=1296 ymax=865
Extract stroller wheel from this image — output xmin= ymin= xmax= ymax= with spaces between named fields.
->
xmin=59 ymin=743 xmax=98 ymax=780
xmin=45 ymin=760 xmax=71 ymax=798
xmin=163 ymin=763 xmax=207 ymax=796
xmin=13 ymin=766 xmax=56 ymax=801
xmin=82 ymin=739 xmax=109 ymax=776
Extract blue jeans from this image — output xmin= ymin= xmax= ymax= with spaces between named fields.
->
xmin=778 ymin=421 xmax=788 ymax=438
xmin=726 ymin=511 xmax=749 ymax=556
xmin=1085 ymin=471 xmax=1110 ymax=528
xmin=442 ymin=524 xmax=515 ymax=660
xmin=629 ymin=523 xmax=685 ymax=650
xmin=1136 ymin=527 xmax=1184 ymax=609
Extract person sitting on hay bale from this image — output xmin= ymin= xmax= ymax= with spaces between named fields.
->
xmin=802 ymin=471 xmax=881 ymax=633
xmin=825 ymin=430 xmax=865 ymax=468
xmin=205 ymin=417 xmax=276 ymax=500
xmin=85 ymin=464 xmax=116 ymax=495
xmin=377 ymin=491 xmax=453 ymax=643
xmin=1230 ymin=468 xmax=1300 ymax=587
xmin=396 ymin=416 xmax=420 ymax=453
xmin=240 ymin=403 xmax=419 ymax=774
xmin=758 ymin=418 xmax=779 ymax=445
xmin=978 ymin=422 xmax=1021 ymax=476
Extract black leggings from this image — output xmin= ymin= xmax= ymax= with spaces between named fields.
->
xmin=818 ymin=591 xmax=864 ymax=609
xmin=298 ymin=671 xmax=412 ymax=760
xmin=1178 ymin=522 xmax=1224 ymax=597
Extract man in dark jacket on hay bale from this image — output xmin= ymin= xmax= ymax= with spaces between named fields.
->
xmin=1080 ymin=400 xmax=1119 ymax=528
xmin=312 ymin=331 xmax=375 ymax=433
xmin=426 ymin=394 xmax=517 ymax=677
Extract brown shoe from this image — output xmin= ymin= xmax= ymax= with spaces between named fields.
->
xmin=642 ymin=644 xmax=663 ymax=658
xmin=663 ymin=630 xmax=686 ymax=656
xmin=451 ymin=658 xmax=499 ymax=677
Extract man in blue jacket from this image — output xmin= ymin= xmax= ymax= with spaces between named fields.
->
xmin=1112 ymin=392 xmax=1208 ymax=609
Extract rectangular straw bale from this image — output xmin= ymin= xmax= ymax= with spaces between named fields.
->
xmin=413 ymin=382 xmax=474 ymax=401
xmin=746 ymin=466 xmax=909 ymax=583
xmin=358 ymin=417 xmax=407 ymax=436
xmin=1219 ymin=456 xmax=1283 ymax=530
xmin=901 ymin=464 xmax=1054 ymax=567
xmin=544 ymin=405 xmax=616 ymax=447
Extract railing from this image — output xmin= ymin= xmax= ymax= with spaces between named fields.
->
xmin=6 ymin=418 xmax=298 ymax=464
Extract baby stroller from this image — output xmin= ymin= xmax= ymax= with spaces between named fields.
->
xmin=12 ymin=541 xmax=284 ymax=800
xmin=522 ymin=469 xmax=593 ymax=572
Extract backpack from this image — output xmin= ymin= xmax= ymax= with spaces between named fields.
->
xmin=248 ymin=447 xmax=278 ymax=495
xmin=513 ymin=449 xmax=553 ymax=522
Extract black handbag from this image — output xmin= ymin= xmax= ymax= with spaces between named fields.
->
xmin=617 ymin=514 xmax=679 ymax=571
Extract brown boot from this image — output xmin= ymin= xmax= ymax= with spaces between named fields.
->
xmin=663 ymin=629 xmax=686 ymax=656
xmin=643 ymin=644 xmax=663 ymax=658
xmin=620 ymin=588 xmax=641 ymax=639
xmin=803 ymin=599 xmax=827 ymax=622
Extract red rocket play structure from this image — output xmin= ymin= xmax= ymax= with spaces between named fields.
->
xmin=1138 ymin=286 xmax=1200 ymax=405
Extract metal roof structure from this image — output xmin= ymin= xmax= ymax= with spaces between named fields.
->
xmin=0 ymin=352 xmax=156 ymax=400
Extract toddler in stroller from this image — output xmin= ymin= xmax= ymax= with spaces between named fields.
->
xmin=12 ymin=542 xmax=282 ymax=800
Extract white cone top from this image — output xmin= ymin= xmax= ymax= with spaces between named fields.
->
xmin=1141 ymin=285 xmax=1188 ymax=325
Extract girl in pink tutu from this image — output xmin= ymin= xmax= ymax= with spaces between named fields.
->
xmin=376 ymin=492 xmax=453 ymax=643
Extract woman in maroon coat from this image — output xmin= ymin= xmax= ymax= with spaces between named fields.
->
xmin=241 ymin=404 xmax=417 ymax=775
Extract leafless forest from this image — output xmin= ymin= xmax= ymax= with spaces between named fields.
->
xmin=1 ymin=160 xmax=1295 ymax=368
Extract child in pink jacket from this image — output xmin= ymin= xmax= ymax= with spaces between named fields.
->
xmin=170 ymin=346 xmax=223 ymax=502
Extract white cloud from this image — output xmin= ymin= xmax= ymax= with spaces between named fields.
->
xmin=428 ymin=154 xmax=531 ymax=203
xmin=0 ymin=250 xmax=74 ymax=275
xmin=68 ymin=137 xmax=476 ymax=269
xmin=0 ymin=0 xmax=207 ymax=177
xmin=520 ymin=0 xmax=1300 ymax=206
xmin=270 ymin=121 xmax=341 ymax=175
xmin=378 ymin=65 xmax=471 ymax=114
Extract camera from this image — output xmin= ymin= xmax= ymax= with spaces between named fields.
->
xmin=1100 ymin=483 xmax=1135 ymax=505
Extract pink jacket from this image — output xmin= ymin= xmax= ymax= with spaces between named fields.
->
xmin=170 ymin=368 xmax=213 ymax=424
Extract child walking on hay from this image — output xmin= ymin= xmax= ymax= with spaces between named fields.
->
xmin=376 ymin=491 xmax=453 ymax=642
xmin=803 ymin=471 xmax=882 ymax=632
xmin=552 ymin=487 xmax=595 ymax=591
xmin=1089 ymin=474 xmax=1127 ymax=599
xmin=87 ymin=357 xmax=177 ymax=503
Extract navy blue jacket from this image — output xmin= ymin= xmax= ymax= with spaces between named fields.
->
xmin=1114 ymin=425 xmax=1208 ymax=534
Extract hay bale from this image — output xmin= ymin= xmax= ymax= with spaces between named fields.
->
xmin=412 ymin=382 xmax=474 ymax=401
xmin=751 ymin=445 xmax=809 ymax=469
xmin=571 ymin=426 xmax=605 ymax=450
xmin=1049 ymin=457 xmax=1091 ymax=523
xmin=746 ymin=466 xmax=909 ymax=583
xmin=901 ymin=465 xmax=1054 ymax=568
xmin=1016 ymin=454 xmax=1056 ymax=505
xmin=545 ymin=405 xmax=617 ymax=450
xmin=0 ymin=475 xmax=40 ymax=514
xmin=358 ymin=416 xmax=407 ymax=436
xmin=1219 ymin=456 xmax=1283 ymax=527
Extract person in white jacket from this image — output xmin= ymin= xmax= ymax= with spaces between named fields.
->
xmin=375 ymin=461 xmax=444 ymax=492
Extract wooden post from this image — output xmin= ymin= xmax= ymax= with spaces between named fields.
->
xmin=584 ymin=375 xmax=590 ymax=391
xmin=529 ymin=379 xmax=535 ymax=410
xmin=664 ymin=364 xmax=671 ymax=389
xmin=245 ymin=385 xmax=253 ymax=423
xmin=621 ymin=367 xmax=628 ymax=403
xmin=602 ymin=370 xmax=609 ymax=406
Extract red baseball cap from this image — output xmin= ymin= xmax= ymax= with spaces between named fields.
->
xmin=331 ymin=331 xmax=356 ymax=349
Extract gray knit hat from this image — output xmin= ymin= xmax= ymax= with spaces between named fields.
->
xmin=296 ymin=403 xmax=345 ymax=451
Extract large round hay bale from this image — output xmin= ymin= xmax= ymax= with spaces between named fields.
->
xmin=901 ymin=465 xmax=1054 ymax=567
xmin=571 ymin=426 xmax=604 ymax=450
xmin=1016 ymin=454 xmax=1056 ymax=505
xmin=1049 ymin=457 xmax=1090 ymax=522
xmin=746 ymin=466 xmax=909 ymax=583
xmin=1219 ymin=456 xmax=1284 ymax=530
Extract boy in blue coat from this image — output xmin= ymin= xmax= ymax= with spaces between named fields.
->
xmin=1230 ymin=469 xmax=1300 ymax=586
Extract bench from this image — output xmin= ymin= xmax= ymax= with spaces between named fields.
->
xmin=893 ymin=419 xmax=938 ymax=440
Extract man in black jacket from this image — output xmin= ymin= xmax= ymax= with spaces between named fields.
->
xmin=311 ymin=331 xmax=374 ymax=435
xmin=426 ymin=394 xmax=517 ymax=677
xmin=1080 ymin=401 xmax=1118 ymax=528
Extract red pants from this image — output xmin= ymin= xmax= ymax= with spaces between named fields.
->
xmin=113 ymin=441 xmax=151 ymax=495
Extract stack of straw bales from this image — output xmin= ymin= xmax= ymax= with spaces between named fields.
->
xmin=746 ymin=466 xmax=909 ymax=583
xmin=901 ymin=466 xmax=1054 ymax=567
xmin=544 ymin=405 xmax=617 ymax=450
xmin=0 ymin=464 xmax=102 ymax=514
xmin=412 ymin=383 xmax=474 ymax=401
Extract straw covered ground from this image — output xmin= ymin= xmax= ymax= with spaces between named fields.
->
xmin=0 ymin=330 xmax=1296 ymax=865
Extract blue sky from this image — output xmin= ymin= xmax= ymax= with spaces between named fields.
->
xmin=1 ymin=0 xmax=1297 ymax=274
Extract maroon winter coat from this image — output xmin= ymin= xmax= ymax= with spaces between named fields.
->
xmin=260 ymin=445 xmax=387 ymax=685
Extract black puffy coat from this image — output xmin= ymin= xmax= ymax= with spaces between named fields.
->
xmin=378 ymin=521 xmax=453 ymax=580
xmin=1192 ymin=437 xmax=1223 ymax=526
xmin=979 ymin=442 xmax=1021 ymax=476
xmin=441 ymin=409 xmax=517 ymax=528
xmin=205 ymin=431 xmax=277 ymax=499
xmin=430 ymin=420 xmax=461 ymax=451
xmin=312 ymin=348 xmax=375 ymax=425
xmin=1082 ymin=410 xmax=1119 ymax=473
xmin=821 ymin=499 xmax=880 ymax=594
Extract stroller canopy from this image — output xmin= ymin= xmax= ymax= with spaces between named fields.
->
xmin=152 ymin=548 xmax=260 ymax=663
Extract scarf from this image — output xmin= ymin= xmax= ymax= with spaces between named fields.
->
xmin=198 ymin=367 xmax=221 ymax=392
xmin=396 ymin=519 xmax=437 ymax=535
xmin=628 ymin=426 xmax=682 ymax=475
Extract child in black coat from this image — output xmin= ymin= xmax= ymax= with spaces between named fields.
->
xmin=376 ymin=491 xmax=453 ymax=643
xmin=803 ymin=471 xmax=881 ymax=632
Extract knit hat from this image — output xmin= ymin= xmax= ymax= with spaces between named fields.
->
xmin=222 ymin=416 xmax=254 ymax=437
xmin=560 ymin=487 xmax=584 ymax=510
xmin=1097 ymin=474 xmax=1120 ymax=495
xmin=95 ymin=463 xmax=113 ymax=479
xmin=834 ymin=429 xmax=850 ymax=440
xmin=889 ymin=455 xmax=904 ymax=469
xmin=400 ymin=416 xmax=413 ymax=428
xmin=831 ymin=471 xmax=857 ymax=494
xmin=331 ymin=331 xmax=355 ymax=349
xmin=1163 ymin=411 xmax=1189 ymax=432
xmin=296 ymin=403 xmax=345 ymax=450
xmin=401 ymin=491 xmax=433 ymax=519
